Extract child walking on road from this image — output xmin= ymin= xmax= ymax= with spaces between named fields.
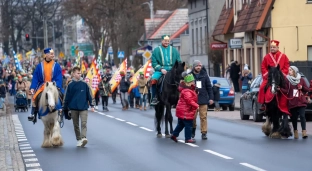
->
xmin=171 ymin=71 xmax=198 ymax=143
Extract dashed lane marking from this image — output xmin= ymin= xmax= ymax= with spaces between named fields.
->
xmin=25 ymin=163 xmax=40 ymax=167
xmin=139 ymin=127 xmax=153 ymax=132
xmin=178 ymin=140 xmax=199 ymax=147
xmin=24 ymin=158 xmax=38 ymax=162
xmin=240 ymin=163 xmax=266 ymax=171
xmin=126 ymin=122 xmax=138 ymax=126
xmin=115 ymin=118 xmax=125 ymax=122
xmin=106 ymin=115 xmax=115 ymax=118
xmin=23 ymin=154 xmax=36 ymax=157
xmin=204 ymin=150 xmax=233 ymax=159
xmin=27 ymin=168 xmax=43 ymax=171
xmin=98 ymin=112 xmax=106 ymax=115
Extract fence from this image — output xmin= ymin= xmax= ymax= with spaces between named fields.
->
xmin=290 ymin=61 xmax=312 ymax=81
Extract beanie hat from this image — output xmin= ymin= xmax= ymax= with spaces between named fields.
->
xmin=213 ymin=80 xmax=217 ymax=84
xmin=120 ymin=70 xmax=125 ymax=76
xmin=193 ymin=60 xmax=202 ymax=68
xmin=184 ymin=73 xmax=195 ymax=83
xmin=139 ymin=71 xmax=144 ymax=75
xmin=290 ymin=66 xmax=299 ymax=74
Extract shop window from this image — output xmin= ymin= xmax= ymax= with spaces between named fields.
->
xmin=308 ymin=46 xmax=312 ymax=60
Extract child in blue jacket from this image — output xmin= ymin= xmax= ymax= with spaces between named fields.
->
xmin=132 ymin=86 xmax=141 ymax=109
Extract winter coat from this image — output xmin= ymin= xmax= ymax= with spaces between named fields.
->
xmin=241 ymin=71 xmax=253 ymax=90
xmin=132 ymin=86 xmax=141 ymax=98
xmin=176 ymin=82 xmax=199 ymax=120
xmin=24 ymin=81 xmax=32 ymax=99
xmin=119 ymin=76 xmax=130 ymax=93
xmin=281 ymin=78 xmax=309 ymax=109
xmin=0 ymin=85 xmax=6 ymax=98
xmin=138 ymin=78 xmax=148 ymax=94
xmin=98 ymin=80 xmax=111 ymax=96
xmin=230 ymin=62 xmax=240 ymax=80
xmin=15 ymin=81 xmax=27 ymax=91
xmin=192 ymin=67 xmax=214 ymax=105
xmin=212 ymin=83 xmax=221 ymax=101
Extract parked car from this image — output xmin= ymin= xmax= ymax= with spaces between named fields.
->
xmin=209 ymin=77 xmax=235 ymax=111
xmin=240 ymin=73 xmax=312 ymax=122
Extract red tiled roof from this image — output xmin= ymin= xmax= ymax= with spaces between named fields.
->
xmin=212 ymin=2 xmax=234 ymax=36
xmin=170 ymin=23 xmax=189 ymax=39
xmin=232 ymin=0 xmax=274 ymax=33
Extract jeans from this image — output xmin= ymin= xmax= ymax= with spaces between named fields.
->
xmin=140 ymin=94 xmax=147 ymax=107
xmin=120 ymin=92 xmax=128 ymax=108
xmin=172 ymin=118 xmax=193 ymax=140
xmin=290 ymin=107 xmax=306 ymax=130
xmin=128 ymin=92 xmax=134 ymax=107
xmin=71 ymin=110 xmax=88 ymax=140
xmin=134 ymin=97 xmax=140 ymax=107
xmin=95 ymin=91 xmax=100 ymax=106
xmin=111 ymin=89 xmax=117 ymax=103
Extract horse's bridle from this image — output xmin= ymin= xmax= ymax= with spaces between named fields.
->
xmin=163 ymin=73 xmax=179 ymax=87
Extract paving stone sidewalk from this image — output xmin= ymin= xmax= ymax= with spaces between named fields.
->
xmin=0 ymin=97 xmax=25 ymax=171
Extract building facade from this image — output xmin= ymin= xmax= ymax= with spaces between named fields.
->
xmin=271 ymin=0 xmax=312 ymax=61
xmin=188 ymin=0 xmax=225 ymax=75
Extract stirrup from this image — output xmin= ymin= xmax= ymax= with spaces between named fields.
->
xmin=150 ymin=98 xmax=159 ymax=106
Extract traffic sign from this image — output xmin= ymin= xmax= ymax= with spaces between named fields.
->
xmin=78 ymin=51 xmax=84 ymax=57
xmin=108 ymin=47 xmax=113 ymax=54
xmin=142 ymin=50 xmax=152 ymax=59
xmin=118 ymin=51 xmax=125 ymax=58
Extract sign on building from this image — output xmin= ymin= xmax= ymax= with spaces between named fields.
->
xmin=229 ymin=39 xmax=243 ymax=49
xmin=210 ymin=43 xmax=227 ymax=50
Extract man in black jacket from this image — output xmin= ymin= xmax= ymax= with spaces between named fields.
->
xmin=63 ymin=67 xmax=94 ymax=147
xmin=119 ymin=70 xmax=130 ymax=110
xmin=191 ymin=60 xmax=214 ymax=140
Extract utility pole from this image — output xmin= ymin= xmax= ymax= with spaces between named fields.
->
xmin=48 ymin=21 xmax=55 ymax=51
xmin=43 ymin=18 xmax=48 ymax=48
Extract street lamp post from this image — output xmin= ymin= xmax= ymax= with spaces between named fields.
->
xmin=141 ymin=0 xmax=154 ymax=64
xmin=48 ymin=21 xmax=55 ymax=51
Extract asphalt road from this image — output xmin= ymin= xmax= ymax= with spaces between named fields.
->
xmin=13 ymin=96 xmax=312 ymax=171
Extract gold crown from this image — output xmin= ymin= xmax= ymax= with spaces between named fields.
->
xmin=164 ymin=35 xmax=170 ymax=40
xmin=271 ymin=41 xmax=277 ymax=46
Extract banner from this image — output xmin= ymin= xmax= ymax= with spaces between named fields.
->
xmin=85 ymin=58 xmax=100 ymax=96
xmin=128 ymin=60 xmax=152 ymax=93
xmin=81 ymin=60 xmax=87 ymax=73
xmin=109 ymin=58 xmax=127 ymax=92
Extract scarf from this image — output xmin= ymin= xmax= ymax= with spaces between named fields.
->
xmin=286 ymin=73 xmax=301 ymax=85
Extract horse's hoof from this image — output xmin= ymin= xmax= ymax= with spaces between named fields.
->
xmin=41 ymin=143 xmax=53 ymax=148
xmin=156 ymin=134 xmax=162 ymax=138
xmin=270 ymin=132 xmax=281 ymax=139
xmin=165 ymin=134 xmax=171 ymax=138
xmin=262 ymin=123 xmax=271 ymax=137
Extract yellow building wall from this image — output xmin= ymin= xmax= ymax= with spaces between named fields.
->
xmin=271 ymin=0 xmax=312 ymax=61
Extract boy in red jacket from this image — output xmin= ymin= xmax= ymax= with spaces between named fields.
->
xmin=171 ymin=72 xmax=199 ymax=143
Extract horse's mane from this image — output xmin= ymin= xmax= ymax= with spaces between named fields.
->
xmin=38 ymin=82 xmax=59 ymax=112
xmin=265 ymin=66 xmax=285 ymax=92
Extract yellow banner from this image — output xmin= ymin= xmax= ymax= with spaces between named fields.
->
xmin=85 ymin=59 xmax=99 ymax=96
xmin=109 ymin=58 xmax=127 ymax=92
xmin=128 ymin=60 xmax=151 ymax=93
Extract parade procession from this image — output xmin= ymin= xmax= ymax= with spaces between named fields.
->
xmin=1 ymin=0 xmax=312 ymax=171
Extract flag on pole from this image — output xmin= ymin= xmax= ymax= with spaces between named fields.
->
xmin=13 ymin=51 xmax=25 ymax=73
xmin=109 ymin=58 xmax=127 ymax=92
xmin=97 ymin=36 xmax=104 ymax=70
xmin=85 ymin=58 xmax=100 ymax=96
xmin=81 ymin=60 xmax=86 ymax=73
xmin=128 ymin=60 xmax=151 ymax=93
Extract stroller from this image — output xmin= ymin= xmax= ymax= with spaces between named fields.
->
xmin=15 ymin=90 xmax=28 ymax=112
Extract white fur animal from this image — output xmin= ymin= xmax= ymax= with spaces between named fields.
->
xmin=38 ymin=82 xmax=63 ymax=148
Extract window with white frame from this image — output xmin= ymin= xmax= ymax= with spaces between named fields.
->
xmin=308 ymin=46 xmax=312 ymax=61
xmin=308 ymin=0 xmax=312 ymax=3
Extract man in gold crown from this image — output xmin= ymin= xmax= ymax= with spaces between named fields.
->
xmin=258 ymin=40 xmax=290 ymax=113
xmin=150 ymin=35 xmax=181 ymax=105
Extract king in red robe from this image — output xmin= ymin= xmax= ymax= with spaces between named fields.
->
xmin=258 ymin=40 xmax=290 ymax=114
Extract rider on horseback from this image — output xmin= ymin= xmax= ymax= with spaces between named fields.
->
xmin=258 ymin=40 xmax=290 ymax=113
xmin=150 ymin=35 xmax=182 ymax=105
xmin=28 ymin=48 xmax=64 ymax=121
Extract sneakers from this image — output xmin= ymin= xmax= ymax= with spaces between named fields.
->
xmin=81 ymin=138 xmax=88 ymax=147
xmin=95 ymin=106 xmax=98 ymax=110
xmin=201 ymin=134 xmax=207 ymax=140
xmin=28 ymin=114 xmax=34 ymax=121
xmin=171 ymin=135 xmax=178 ymax=143
xmin=76 ymin=140 xmax=82 ymax=147
xmin=185 ymin=139 xmax=196 ymax=143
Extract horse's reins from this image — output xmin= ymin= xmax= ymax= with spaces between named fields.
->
xmin=163 ymin=72 xmax=179 ymax=87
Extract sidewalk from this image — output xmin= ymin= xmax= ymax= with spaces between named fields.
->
xmin=0 ymin=97 xmax=25 ymax=171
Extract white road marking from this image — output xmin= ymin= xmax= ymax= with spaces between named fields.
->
xmin=115 ymin=118 xmax=125 ymax=122
xmin=21 ymin=150 xmax=34 ymax=153
xmin=19 ymin=144 xmax=30 ymax=147
xmin=126 ymin=122 xmax=138 ymax=126
xmin=18 ymin=139 xmax=28 ymax=142
xmin=20 ymin=147 xmax=32 ymax=150
xmin=25 ymin=163 xmax=40 ymax=167
xmin=204 ymin=150 xmax=233 ymax=159
xmin=106 ymin=115 xmax=115 ymax=118
xmin=240 ymin=163 xmax=266 ymax=171
xmin=98 ymin=112 xmax=106 ymax=115
xmin=139 ymin=127 xmax=153 ymax=132
xmin=27 ymin=169 xmax=43 ymax=171
xmin=24 ymin=158 xmax=38 ymax=162
xmin=23 ymin=154 xmax=36 ymax=157
xmin=178 ymin=140 xmax=199 ymax=147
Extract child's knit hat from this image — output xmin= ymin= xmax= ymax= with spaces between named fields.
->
xmin=184 ymin=73 xmax=195 ymax=83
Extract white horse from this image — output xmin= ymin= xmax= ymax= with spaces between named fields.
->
xmin=38 ymin=82 xmax=63 ymax=148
